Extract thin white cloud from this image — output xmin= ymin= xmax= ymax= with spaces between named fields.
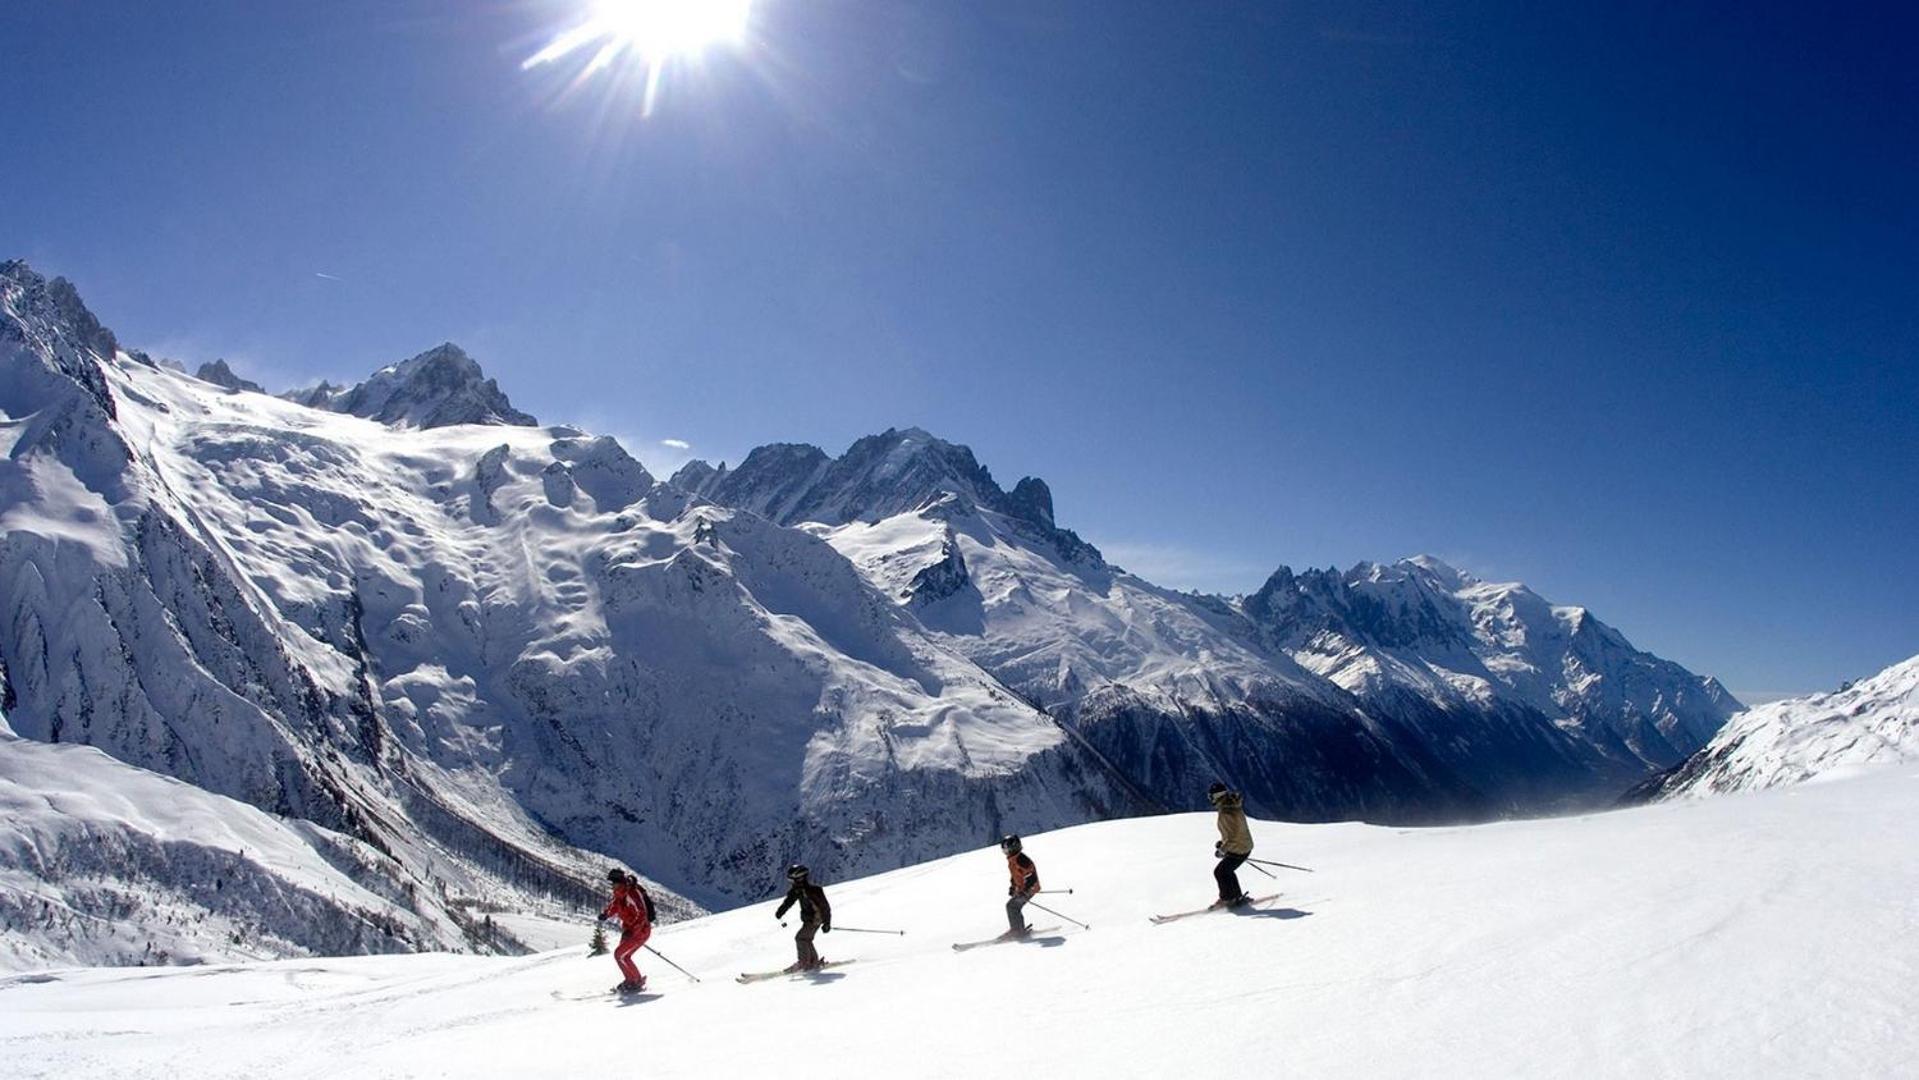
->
xmin=314 ymin=271 xmax=342 ymax=282
xmin=660 ymin=438 xmax=691 ymax=450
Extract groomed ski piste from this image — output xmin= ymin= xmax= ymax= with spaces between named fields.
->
xmin=5 ymin=768 xmax=1916 ymax=1079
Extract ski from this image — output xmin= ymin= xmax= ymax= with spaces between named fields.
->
xmin=551 ymin=988 xmax=660 ymax=1002
xmin=951 ymin=926 xmax=1061 ymax=952
xmin=1149 ymin=894 xmax=1281 ymax=924
xmin=735 ymin=959 xmax=855 ymax=984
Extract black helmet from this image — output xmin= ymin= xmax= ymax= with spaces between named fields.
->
xmin=1207 ymin=781 xmax=1229 ymax=803
xmin=999 ymin=834 xmax=1022 ymax=855
xmin=786 ymin=863 xmax=809 ymax=882
xmin=607 ymin=867 xmax=626 ymax=883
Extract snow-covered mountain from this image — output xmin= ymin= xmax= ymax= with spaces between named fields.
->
xmin=6 ymin=766 xmax=1914 ymax=1078
xmin=1242 ymin=557 xmax=1740 ymax=792
xmin=673 ymin=430 xmax=1737 ymax=814
xmin=1639 ymin=655 xmax=1919 ymax=798
xmin=0 ymin=262 xmax=1136 ymax=936
xmin=2 ymin=260 xmax=1739 ymax=968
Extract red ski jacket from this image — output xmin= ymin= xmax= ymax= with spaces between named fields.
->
xmin=601 ymin=880 xmax=655 ymax=933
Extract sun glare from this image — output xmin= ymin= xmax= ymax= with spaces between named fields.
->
xmin=523 ymin=0 xmax=752 ymax=114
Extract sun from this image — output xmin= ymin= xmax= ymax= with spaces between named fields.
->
xmin=523 ymin=0 xmax=752 ymax=114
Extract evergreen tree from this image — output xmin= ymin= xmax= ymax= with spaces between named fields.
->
xmin=588 ymin=923 xmax=608 ymax=957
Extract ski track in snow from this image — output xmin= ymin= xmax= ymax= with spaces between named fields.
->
xmin=3 ymin=768 xmax=1915 ymax=1079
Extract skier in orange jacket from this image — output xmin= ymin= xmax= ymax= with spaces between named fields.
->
xmin=1001 ymin=834 xmax=1041 ymax=937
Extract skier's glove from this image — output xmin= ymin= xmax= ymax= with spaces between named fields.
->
xmin=1214 ymin=843 xmax=1225 ymax=858
xmin=822 ymin=925 xmax=832 ymax=934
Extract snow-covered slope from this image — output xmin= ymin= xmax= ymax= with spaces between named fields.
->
xmin=5 ymin=767 xmax=1914 ymax=1078
xmin=1644 ymin=655 xmax=1919 ymax=798
xmin=0 ymin=714 xmax=473 ymax=971
xmin=0 ymin=262 xmax=1137 ymax=925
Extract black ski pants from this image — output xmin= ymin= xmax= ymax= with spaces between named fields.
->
xmin=794 ymin=917 xmax=822 ymax=968
xmin=1214 ymin=853 xmax=1248 ymax=902
xmin=1006 ymin=892 xmax=1031 ymax=934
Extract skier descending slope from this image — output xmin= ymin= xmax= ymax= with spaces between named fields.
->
xmin=598 ymin=869 xmax=657 ymax=994
xmin=1209 ymin=782 xmax=1255 ymax=908
xmin=1001 ymin=835 xmax=1041 ymax=937
xmin=774 ymin=864 xmax=833 ymax=972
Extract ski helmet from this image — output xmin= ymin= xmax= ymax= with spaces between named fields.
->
xmin=1207 ymin=781 xmax=1229 ymax=803
xmin=999 ymin=834 xmax=1022 ymax=855
xmin=786 ymin=863 xmax=809 ymax=882
xmin=607 ymin=867 xmax=626 ymax=883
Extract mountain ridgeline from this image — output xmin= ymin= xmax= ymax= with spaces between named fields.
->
xmin=0 ymin=261 xmax=1737 ymax=965
xmin=1629 ymin=654 xmax=1918 ymax=801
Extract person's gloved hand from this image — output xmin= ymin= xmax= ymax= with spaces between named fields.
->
xmin=1214 ymin=842 xmax=1225 ymax=858
xmin=822 ymin=924 xmax=832 ymax=935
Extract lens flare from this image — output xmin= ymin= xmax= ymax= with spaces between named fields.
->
xmin=524 ymin=0 xmax=752 ymax=115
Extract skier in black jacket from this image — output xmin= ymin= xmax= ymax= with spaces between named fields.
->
xmin=774 ymin=864 xmax=833 ymax=972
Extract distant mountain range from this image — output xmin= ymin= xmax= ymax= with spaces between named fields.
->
xmin=0 ymin=259 xmax=1739 ymax=966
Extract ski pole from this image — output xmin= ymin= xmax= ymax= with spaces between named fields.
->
xmin=1242 ymin=860 xmax=1278 ymax=879
xmin=1027 ymin=901 xmax=1090 ymax=930
xmin=1036 ymin=889 xmax=1074 ymax=895
xmin=827 ymin=926 xmax=906 ymax=936
xmin=644 ymin=944 xmax=701 ymax=983
xmin=1244 ymin=857 xmax=1315 ymax=873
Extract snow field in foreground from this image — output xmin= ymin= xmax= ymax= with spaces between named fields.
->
xmin=4 ymin=769 xmax=1916 ymax=1079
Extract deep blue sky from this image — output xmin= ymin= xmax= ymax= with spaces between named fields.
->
xmin=4 ymin=1 xmax=1915 ymax=699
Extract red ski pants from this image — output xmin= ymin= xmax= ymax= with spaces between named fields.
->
xmin=615 ymin=925 xmax=651 ymax=984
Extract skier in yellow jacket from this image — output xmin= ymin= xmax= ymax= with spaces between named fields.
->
xmin=1209 ymin=781 xmax=1254 ymax=907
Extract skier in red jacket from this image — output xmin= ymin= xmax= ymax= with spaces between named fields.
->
xmin=598 ymin=868 xmax=657 ymax=994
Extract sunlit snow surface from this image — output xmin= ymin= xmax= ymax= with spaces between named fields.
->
xmin=6 ymin=769 xmax=1914 ymax=1079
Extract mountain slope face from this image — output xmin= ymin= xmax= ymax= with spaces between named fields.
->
xmin=1641 ymin=655 xmax=1919 ymax=798
xmin=0 ymin=712 xmax=482 ymax=970
xmin=1 ymin=262 xmax=706 ymax=948
xmin=1241 ymin=558 xmax=1740 ymax=796
xmin=673 ymin=433 xmax=1733 ymax=817
xmin=0 ymin=263 xmax=1137 ymax=923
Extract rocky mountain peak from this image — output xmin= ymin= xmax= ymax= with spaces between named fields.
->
xmin=679 ymin=426 xmax=1101 ymax=564
xmin=1007 ymin=476 xmax=1055 ymax=528
xmin=2 ymin=260 xmax=119 ymax=364
xmin=292 ymin=343 xmax=537 ymax=429
xmin=194 ymin=358 xmax=263 ymax=394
